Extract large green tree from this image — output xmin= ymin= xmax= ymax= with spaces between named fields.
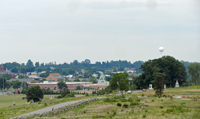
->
xmin=137 ymin=56 xmax=186 ymax=88
xmin=188 ymin=63 xmax=200 ymax=85
xmin=26 ymin=85 xmax=44 ymax=102
xmin=57 ymin=81 xmax=68 ymax=90
xmin=109 ymin=73 xmax=129 ymax=93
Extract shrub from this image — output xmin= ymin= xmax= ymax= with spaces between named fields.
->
xmin=160 ymin=106 xmax=164 ymax=109
xmin=68 ymin=93 xmax=75 ymax=97
xmin=166 ymin=105 xmax=190 ymax=114
xmin=44 ymin=103 xmax=47 ymax=106
xmin=85 ymin=93 xmax=89 ymax=97
xmin=123 ymin=104 xmax=129 ymax=108
xmin=151 ymin=99 xmax=154 ymax=102
xmin=121 ymin=95 xmax=125 ymax=98
xmin=161 ymin=99 xmax=163 ymax=102
xmin=110 ymin=99 xmax=117 ymax=102
xmin=142 ymin=94 xmax=144 ymax=97
xmin=103 ymin=98 xmax=110 ymax=102
xmin=127 ymin=97 xmax=133 ymax=102
xmin=120 ymin=98 xmax=127 ymax=102
xmin=117 ymin=102 xmax=122 ymax=107
xmin=136 ymin=99 xmax=141 ymax=102
xmin=112 ymin=110 xmax=116 ymax=115
xmin=130 ymin=102 xmax=139 ymax=106
xmin=143 ymin=114 xmax=146 ymax=118
xmin=57 ymin=95 xmax=62 ymax=99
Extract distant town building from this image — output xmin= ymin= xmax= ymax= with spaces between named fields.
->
xmin=46 ymin=73 xmax=65 ymax=82
xmin=0 ymin=65 xmax=16 ymax=79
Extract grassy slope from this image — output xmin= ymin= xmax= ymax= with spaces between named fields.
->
xmin=42 ymin=86 xmax=200 ymax=119
xmin=0 ymin=94 xmax=101 ymax=118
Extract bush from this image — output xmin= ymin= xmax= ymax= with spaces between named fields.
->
xmin=67 ymin=93 xmax=75 ymax=97
xmin=123 ymin=104 xmax=129 ymax=108
xmin=127 ymin=97 xmax=133 ymax=102
xmin=142 ymin=94 xmax=144 ymax=97
xmin=103 ymin=98 xmax=110 ymax=102
xmin=121 ymin=95 xmax=126 ymax=98
xmin=85 ymin=93 xmax=89 ymax=97
xmin=120 ymin=98 xmax=127 ymax=102
xmin=136 ymin=99 xmax=141 ymax=102
xmin=117 ymin=102 xmax=122 ymax=107
xmin=130 ymin=102 xmax=139 ymax=106
xmin=160 ymin=106 xmax=164 ymax=109
xmin=143 ymin=114 xmax=146 ymax=118
xmin=57 ymin=95 xmax=62 ymax=99
xmin=44 ymin=103 xmax=47 ymax=106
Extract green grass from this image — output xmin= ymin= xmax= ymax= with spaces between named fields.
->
xmin=46 ymin=93 xmax=200 ymax=119
xmin=0 ymin=94 xmax=104 ymax=118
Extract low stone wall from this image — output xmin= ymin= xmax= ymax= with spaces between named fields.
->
xmin=12 ymin=97 xmax=105 ymax=119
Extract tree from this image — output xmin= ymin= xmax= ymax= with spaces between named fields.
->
xmin=74 ymin=79 xmax=80 ymax=82
xmin=109 ymin=73 xmax=129 ymax=94
xmin=11 ymin=67 xmax=18 ymax=73
xmin=12 ymin=80 xmax=22 ymax=89
xmin=35 ymin=62 xmax=40 ymax=68
xmin=188 ymin=63 xmax=200 ymax=85
xmin=57 ymin=81 xmax=67 ymax=90
xmin=76 ymin=85 xmax=82 ymax=90
xmin=89 ymin=77 xmax=97 ymax=84
xmin=130 ymin=85 xmax=137 ymax=90
xmin=26 ymin=85 xmax=44 ymax=102
xmin=61 ymin=87 xmax=70 ymax=97
xmin=152 ymin=67 xmax=165 ymax=96
xmin=21 ymin=82 xmax=28 ymax=94
xmin=26 ymin=59 xmax=34 ymax=67
xmin=139 ymin=56 xmax=186 ymax=88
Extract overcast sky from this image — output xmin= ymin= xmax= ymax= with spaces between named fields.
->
xmin=0 ymin=0 xmax=200 ymax=64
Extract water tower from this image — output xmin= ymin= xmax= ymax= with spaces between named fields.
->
xmin=159 ymin=47 xmax=164 ymax=56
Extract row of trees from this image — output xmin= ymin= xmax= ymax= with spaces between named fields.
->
xmin=3 ymin=59 xmax=144 ymax=75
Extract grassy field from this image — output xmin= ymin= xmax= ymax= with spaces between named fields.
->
xmin=36 ymin=86 xmax=200 ymax=119
xmin=0 ymin=94 xmax=99 ymax=118
xmin=1 ymin=86 xmax=200 ymax=119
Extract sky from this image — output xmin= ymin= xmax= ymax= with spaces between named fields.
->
xmin=0 ymin=0 xmax=200 ymax=64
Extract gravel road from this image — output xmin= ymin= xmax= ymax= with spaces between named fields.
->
xmin=10 ymin=97 xmax=105 ymax=119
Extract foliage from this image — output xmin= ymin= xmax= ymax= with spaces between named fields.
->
xmin=153 ymin=67 xmax=165 ymax=96
xmin=89 ymin=77 xmax=97 ymax=84
xmin=18 ymin=75 xmax=28 ymax=79
xmin=21 ymin=82 xmax=28 ymax=94
xmin=130 ymin=84 xmax=137 ymax=90
xmin=65 ymin=93 xmax=75 ymax=98
xmin=26 ymin=85 xmax=44 ymax=102
xmin=85 ymin=93 xmax=89 ymax=96
xmin=97 ymin=86 xmax=112 ymax=95
xmin=135 ymin=56 xmax=187 ymax=89
xmin=74 ymin=79 xmax=80 ymax=82
xmin=57 ymin=81 xmax=68 ymax=90
xmin=76 ymin=85 xmax=82 ymax=90
xmin=109 ymin=73 xmax=129 ymax=93
xmin=61 ymin=87 xmax=70 ymax=97
xmin=166 ymin=105 xmax=191 ymax=114
xmin=0 ymin=76 xmax=11 ymax=90
xmin=123 ymin=104 xmax=129 ymax=108
xmin=188 ymin=63 xmax=200 ymax=85
xmin=117 ymin=102 xmax=122 ymax=107
xmin=12 ymin=80 xmax=22 ymax=89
